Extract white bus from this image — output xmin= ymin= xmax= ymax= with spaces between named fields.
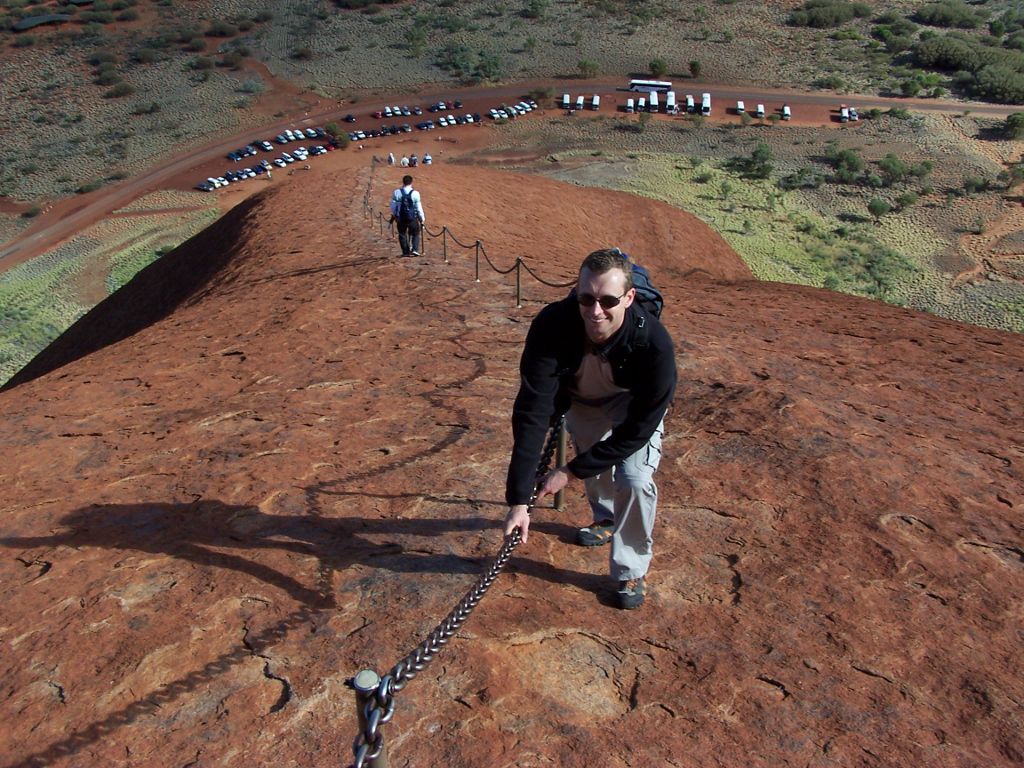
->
xmin=625 ymin=98 xmax=635 ymax=113
xmin=576 ymin=95 xmax=585 ymax=111
xmin=637 ymin=96 xmax=647 ymax=112
xmin=701 ymin=92 xmax=711 ymax=115
xmin=665 ymin=91 xmax=677 ymax=114
xmin=649 ymin=91 xmax=659 ymax=112
xmin=591 ymin=94 xmax=600 ymax=110
xmin=685 ymin=94 xmax=695 ymax=113
xmin=629 ymin=79 xmax=673 ymax=93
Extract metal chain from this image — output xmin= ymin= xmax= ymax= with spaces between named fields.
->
xmin=350 ymin=414 xmax=565 ymax=768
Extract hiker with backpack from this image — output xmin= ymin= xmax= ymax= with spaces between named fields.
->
xmin=503 ymin=248 xmax=676 ymax=610
xmin=389 ymin=174 xmax=426 ymax=257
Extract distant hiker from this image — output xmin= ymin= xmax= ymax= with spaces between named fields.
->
xmin=503 ymin=248 xmax=676 ymax=610
xmin=400 ymin=155 xmax=410 ymax=167
xmin=410 ymin=153 xmax=419 ymax=167
xmin=389 ymin=174 xmax=426 ymax=257
xmin=387 ymin=152 xmax=395 ymax=166
xmin=423 ymin=153 xmax=433 ymax=165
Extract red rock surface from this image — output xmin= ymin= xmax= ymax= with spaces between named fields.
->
xmin=1 ymin=163 xmax=1022 ymax=768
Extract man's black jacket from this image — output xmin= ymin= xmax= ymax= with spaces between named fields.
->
xmin=505 ymin=295 xmax=677 ymax=506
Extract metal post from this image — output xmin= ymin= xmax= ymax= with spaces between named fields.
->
xmin=352 ymin=669 xmax=390 ymax=768
xmin=554 ymin=421 xmax=568 ymax=510
xmin=442 ymin=227 xmax=449 ymax=264
xmin=474 ymin=241 xmax=481 ymax=283
xmin=515 ymin=259 xmax=523 ymax=309
xmin=379 ymin=213 xmax=384 ymax=237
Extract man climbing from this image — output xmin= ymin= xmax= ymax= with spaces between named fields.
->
xmin=503 ymin=249 xmax=676 ymax=609
xmin=389 ymin=174 xmax=426 ymax=257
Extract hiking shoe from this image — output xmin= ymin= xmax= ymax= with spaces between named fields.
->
xmin=576 ymin=519 xmax=614 ymax=547
xmin=617 ymin=577 xmax=647 ymax=610
xmin=411 ymin=250 xmax=421 ymax=256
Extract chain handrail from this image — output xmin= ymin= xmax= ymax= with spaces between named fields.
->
xmin=349 ymin=414 xmax=565 ymax=768
xmin=359 ymin=186 xmax=578 ymax=297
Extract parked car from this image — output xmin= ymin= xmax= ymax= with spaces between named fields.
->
xmin=412 ymin=106 xmax=422 ymax=115
xmin=344 ymin=114 xmax=357 ymax=123
xmin=273 ymin=158 xmax=286 ymax=167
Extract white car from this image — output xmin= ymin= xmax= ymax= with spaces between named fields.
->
xmin=207 ymin=177 xmax=221 ymax=188
xmin=216 ymin=176 xmax=228 ymax=186
xmin=282 ymin=153 xmax=294 ymax=163
xmin=273 ymin=158 xmax=286 ymax=168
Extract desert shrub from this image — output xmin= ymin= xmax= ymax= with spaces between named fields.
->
xmin=191 ymin=55 xmax=213 ymax=69
xmin=94 ymin=70 xmax=121 ymax=85
xmin=962 ymin=175 xmax=989 ymax=194
xmin=221 ymin=51 xmax=243 ymax=69
xmin=237 ymin=19 xmax=252 ymax=31
xmin=130 ymin=101 xmax=160 ymax=114
xmin=813 ymin=74 xmax=846 ymax=89
xmin=104 ymin=82 xmax=134 ymax=97
xmin=649 ymin=57 xmax=668 ymax=77
xmin=76 ymin=180 xmax=104 ymax=193
xmin=878 ymin=153 xmax=908 ymax=185
xmin=901 ymin=78 xmax=922 ymax=96
xmin=521 ymin=0 xmax=548 ymax=19
xmin=117 ymin=9 xmax=137 ymax=20
xmin=789 ymin=1 xmax=871 ymax=29
xmin=727 ymin=142 xmax=773 ymax=179
xmin=913 ymin=1 xmax=985 ymax=29
xmin=254 ymin=10 xmax=273 ymax=22
xmin=689 ymin=59 xmax=701 ymax=78
xmin=185 ymin=36 xmax=206 ymax=51
xmin=1006 ymin=111 xmax=1024 ymax=138
xmin=239 ymin=78 xmax=263 ymax=93
xmin=132 ymin=46 xmax=158 ymax=63
xmin=897 ymin=191 xmax=919 ymax=208
xmin=826 ymin=145 xmax=865 ymax=182
xmin=887 ymin=106 xmax=911 ymax=118
xmin=87 ymin=49 xmax=118 ymax=65
xmin=578 ymin=58 xmax=598 ymax=78
xmin=694 ymin=170 xmax=713 ymax=183
xmin=291 ymin=46 xmax=313 ymax=60
xmin=205 ymin=20 xmax=237 ymax=37
xmin=81 ymin=10 xmax=115 ymax=23
xmin=967 ymin=64 xmax=1024 ymax=103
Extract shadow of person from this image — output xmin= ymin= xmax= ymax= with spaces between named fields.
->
xmin=0 ymin=499 xmax=608 ymax=767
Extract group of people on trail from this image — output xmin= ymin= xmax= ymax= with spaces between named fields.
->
xmin=387 ymin=152 xmax=432 ymax=168
xmin=385 ymin=173 xmax=676 ymax=609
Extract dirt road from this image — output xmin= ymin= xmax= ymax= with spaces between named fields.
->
xmin=0 ymin=78 xmax=1017 ymax=275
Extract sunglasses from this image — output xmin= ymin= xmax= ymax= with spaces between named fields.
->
xmin=577 ymin=291 xmax=628 ymax=310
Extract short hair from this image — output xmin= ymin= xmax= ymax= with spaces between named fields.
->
xmin=402 ymin=175 xmax=413 ymax=185
xmin=580 ymin=248 xmax=633 ymax=290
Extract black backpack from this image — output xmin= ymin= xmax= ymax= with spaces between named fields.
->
xmin=626 ymin=258 xmax=664 ymax=318
xmin=612 ymin=248 xmax=664 ymax=319
xmin=397 ymin=190 xmax=417 ymax=223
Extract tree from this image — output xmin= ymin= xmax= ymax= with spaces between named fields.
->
xmin=878 ymin=153 xmax=908 ymax=185
xmin=1006 ymin=111 xmax=1024 ymax=138
xmin=578 ymin=59 xmax=598 ymax=78
xmin=868 ymin=197 xmax=892 ymax=221
xmin=689 ymin=59 xmax=701 ymax=78
xmin=649 ymin=57 xmax=668 ymax=78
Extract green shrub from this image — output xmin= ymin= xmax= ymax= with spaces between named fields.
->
xmin=130 ymin=101 xmax=160 ymax=114
xmin=913 ymin=1 xmax=985 ymax=30
xmin=205 ymin=20 xmax=237 ymax=37
xmin=813 ymin=74 xmax=846 ymax=90
xmin=789 ymin=1 xmax=871 ymax=29
xmin=291 ymin=46 xmax=314 ymax=60
xmin=104 ymin=82 xmax=134 ymax=98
